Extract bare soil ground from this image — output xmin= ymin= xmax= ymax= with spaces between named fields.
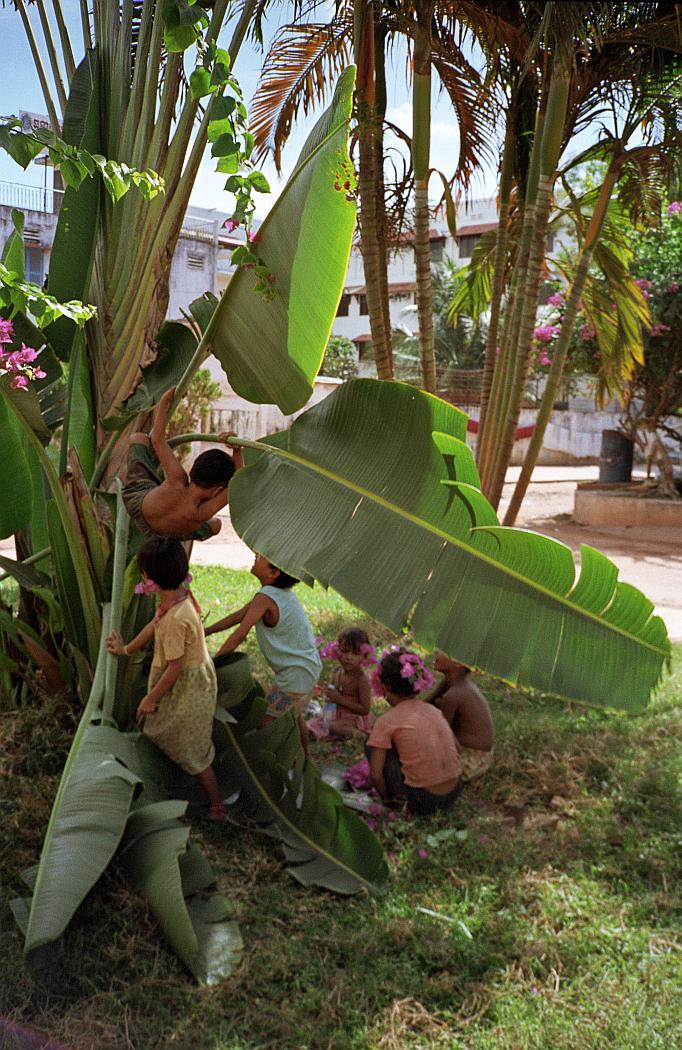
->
xmin=190 ymin=465 xmax=682 ymax=641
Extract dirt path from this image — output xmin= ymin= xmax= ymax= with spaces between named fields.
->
xmin=191 ymin=465 xmax=682 ymax=642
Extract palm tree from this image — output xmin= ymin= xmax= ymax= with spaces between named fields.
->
xmin=249 ymin=0 xmax=492 ymax=383
xmin=471 ymin=1 xmax=682 ymax=510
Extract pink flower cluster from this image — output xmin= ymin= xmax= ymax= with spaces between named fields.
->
xmin=546 ymin=292 xmax=564 ymax=307
xmin=370 ymin=646 xmax=435 ymax=696
xmin=579 ymin=323 xmax=596 ymax=340
xmin=533 ymin=324 xmax=561 ymax=344
xmin=0 ymin=320 xmax=45 ymax=390
xmin=318 ymin=638 xmax=377 ymax=665
xmin=344 ymin=758 xmax=371 ymax=790
xmin=650 ymin=322 xmax=671 ymax=338
xmin=667 ymin=201 xmax=681 ymax=215
xmin=634 ymin=278 xmax=651 ymax=300
xmin=134 ymin=572 xmax=192 ymax=596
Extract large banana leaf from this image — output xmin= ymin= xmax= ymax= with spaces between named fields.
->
xmin=211 ymin=658 xmax=388 ymax=894
xmin=208 ymin=67 xmax=357 ymax=414
xmin=45 ymin=50 xmax=100 ymax=363
xmin=100 ymin=731 xmax=244 ymax=985
xmin=229 ymin=379 xmax=669 ymax=712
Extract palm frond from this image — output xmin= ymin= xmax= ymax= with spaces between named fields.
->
xmin=250 ymin=19 xmax=352 ymax=170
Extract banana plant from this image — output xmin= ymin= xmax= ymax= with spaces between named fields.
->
xmin=229 ymin=379 xmax=669 ymax=713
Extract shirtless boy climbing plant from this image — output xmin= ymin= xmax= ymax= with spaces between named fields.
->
xmin=122 ymin=386 xmax=244 ymax=541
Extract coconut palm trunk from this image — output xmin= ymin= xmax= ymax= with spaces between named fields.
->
xmin=501 ymin=163 xmax=621 ymax=524
xmin=354 ymin=0 xmax=393 ymax=380
xmin=412 ymin=0 xmax=437 ymax=393
xmin=475 ymin=96 xmax=516 ymax=461
xmin=484 ymin=58 xmax=570 ymax=508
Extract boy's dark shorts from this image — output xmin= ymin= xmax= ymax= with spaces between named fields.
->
xmin=122 ymin=440 xmax=213 ymax=541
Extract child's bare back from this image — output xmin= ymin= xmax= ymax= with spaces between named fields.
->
xmin=427 ymin=652 xmax=493 ymax=752
xmin=122 ymin=387 xmax=243 ymax=541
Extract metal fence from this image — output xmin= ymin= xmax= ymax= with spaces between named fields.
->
xmin=0 ymin=180 xmax=63 ymax=213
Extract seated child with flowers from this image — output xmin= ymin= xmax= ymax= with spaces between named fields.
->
xmin=315 ymin=627 xmax=375 ymax=740
xmin=123 ymin=386 xmax=243 ymax=541
xmin=423 ymin=651 xmax=494 ymax=782
xmin=106 ymin=536 xmax=225 ymax=821
xmin=367 ymin=647 xmax=463 ymax=816
xmin=205 ymin=554 xmax=322 ymax=753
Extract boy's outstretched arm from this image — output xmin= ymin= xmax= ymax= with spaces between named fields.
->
xmin=205 ymin=602 xmax=251 ymax=636
xmin=214 ymin=593 xmax=274 ymax=657
xmin=150 ymin=386 xmax=187 ymax=483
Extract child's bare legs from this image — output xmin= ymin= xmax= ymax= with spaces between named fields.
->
xmin=197 ymin=764 xmax=224 ymax=819
xmin=329 ymin=719 xmax=367 ymax=742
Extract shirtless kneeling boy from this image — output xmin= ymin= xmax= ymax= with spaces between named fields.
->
xmin=424 ymin=652 xmax=494 ymax=782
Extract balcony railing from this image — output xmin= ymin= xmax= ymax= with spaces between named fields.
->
xmin=0 ymin=180 xmax=64 ymax=213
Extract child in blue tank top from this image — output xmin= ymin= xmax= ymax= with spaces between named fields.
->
xmin=205 ymin=554 xmax=322 ymax=753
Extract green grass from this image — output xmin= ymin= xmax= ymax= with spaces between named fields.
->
xmin=1 ymin=566 xmax=681 ymax=1050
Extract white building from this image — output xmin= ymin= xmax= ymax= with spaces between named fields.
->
xmin=331 ymin=197 xmax=498 ymax=369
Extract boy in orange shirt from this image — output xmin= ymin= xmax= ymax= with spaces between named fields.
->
xmin=367 ymin=647 xmax=463 ymax=816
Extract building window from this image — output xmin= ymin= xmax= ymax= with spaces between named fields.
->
xmin=358 ymin=294 xmax=368 ymax=315
xmin=25 ymin=247 xmax=44 ymax=285
xmin=337 ymin=293 xmax=350 ymax=317
xmin=187 ymin=252 xmax=206 ymax=270
xmin=457 ymin=234 xmax=480 ymax=259
xmin=430 ymin=240 xmax=445 ymax=263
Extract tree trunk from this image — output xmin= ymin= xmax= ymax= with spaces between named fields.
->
xmin=502 ymin=161 xmax=621 ymax=524
xmin=412 ymin=0 xmax=436 ymax=393
xmin=484 ymin=63 xmax=570 ymax=508
xmin=354 ymin=0 xmax=393 ymax=380
xmin=476 ymin=100 xmax=516 ymax=465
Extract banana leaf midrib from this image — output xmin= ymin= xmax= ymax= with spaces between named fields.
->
xmin=254 ymin=443 xmax=666 ymax=657
xmin=225 ymin=723 xmax=380 ymax=893
xmin=208 ymin=78 xmax=352 ymax=320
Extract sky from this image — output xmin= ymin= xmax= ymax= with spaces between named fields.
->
xmin=0 ymin=1 xmax=499 ymax=222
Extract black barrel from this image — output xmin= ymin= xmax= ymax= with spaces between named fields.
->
xmin=599 ymin=429 xmax=633 ymax=483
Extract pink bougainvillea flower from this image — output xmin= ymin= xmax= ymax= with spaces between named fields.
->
xmin=533 ymin=324 xmax=560 ymax=343
xmin=319 ymin=639 xmax=343 ymax=660
xmin=10 ymin=374 xmax=28 ymax=389
xmin=418 ymin=848 xmax=429 ymax=859
xmin=546 ymin=292 xmax=564 ymax=306
xmin=0 ymin=319 xmax=14 ymax=343
xmin=368 ymin=802 xmax=384 ymax=816
xmin=650 ymin=323 xmax=671 ymax=337
xmin=538 ymin=352 xmax=551 ymax=367
xmin=667 ymin=201 xmax=681 ymax=215
xmin=579 ymin=324 xmax=596 ymax=340
xmin=33 ymin=367 xmax=47 ymax=379
xmin=359 ymin=642 xmax=378 ymax=665
xmin=667 ymin=282 xmax=679 ymax=294
xmin=366 ymin=817 xmax=377 ymax=831
xmin=134 ymin=577 xmax=161 ymax=596
xmin=247 ymin=229 xmax=258 ymax=243
xmin=17 ymin=344 xmax=38 ymax=363
xmin=223 ymin=218 xmax=238 ymax=232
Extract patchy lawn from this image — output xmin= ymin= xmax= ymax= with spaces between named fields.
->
xmin=1 ymin=566 xmax=680 ymax=1050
